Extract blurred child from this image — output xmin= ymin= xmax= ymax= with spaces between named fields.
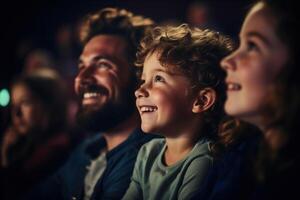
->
xmin=221 ymin=0 xmax=300 ymax=198
xmin=0 ymin=68 xmax=70 ymax=200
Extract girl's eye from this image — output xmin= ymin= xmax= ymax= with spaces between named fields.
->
xmin=154 ymin=75 xmax=165 ymax=83
xmin=246 ymin=41 xmax=259 ymax=52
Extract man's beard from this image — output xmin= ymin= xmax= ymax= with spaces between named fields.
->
xmin=76 ymin=89 xmax=136 ymax=133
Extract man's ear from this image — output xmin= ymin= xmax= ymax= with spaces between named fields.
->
xmin=192 ymin=88 xmax=216 ymax=113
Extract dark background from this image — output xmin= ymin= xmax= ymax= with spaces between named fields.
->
xmin=0 ymin=0 xmax=253 ymax=88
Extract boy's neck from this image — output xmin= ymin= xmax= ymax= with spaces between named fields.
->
xmin=164 ymin=136 xmax=198 ymax=166
xmin=163 ymin=118 xmax=203 ymax=166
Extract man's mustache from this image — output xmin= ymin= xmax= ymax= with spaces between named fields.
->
xmin=78 ymin=84 xmax=109 ymax=99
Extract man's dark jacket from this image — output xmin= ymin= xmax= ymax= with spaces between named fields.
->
xmin=27 ymin=128 xmax=155 ymax=200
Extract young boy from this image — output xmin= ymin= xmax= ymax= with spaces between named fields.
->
xmin=122 ymin=24 xmax=234 ymax=199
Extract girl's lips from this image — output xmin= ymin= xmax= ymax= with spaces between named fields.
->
xmin=226 ymin=81 xmax=241 ymax=91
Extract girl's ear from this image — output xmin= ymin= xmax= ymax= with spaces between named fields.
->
xmin=192 ymin=88 xmax=216 ymax=113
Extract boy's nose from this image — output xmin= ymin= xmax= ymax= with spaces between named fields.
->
xmin=135 ymin=85 xmax=149 ymax=98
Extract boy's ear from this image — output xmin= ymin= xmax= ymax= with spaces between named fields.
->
xmin=192 ymin=88 xmax=216 ymax=113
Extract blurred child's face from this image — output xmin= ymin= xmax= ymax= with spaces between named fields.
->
xmin=135 ymin=52 xmax=195 ymax=134
xmin=221 ymin=2 xmax=289 ymax=128
xmin=11 ymin=84 xmax=46 ymax=135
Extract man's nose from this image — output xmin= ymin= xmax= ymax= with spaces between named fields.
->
xmin=75 ymin=66 xmax=97 ymax=87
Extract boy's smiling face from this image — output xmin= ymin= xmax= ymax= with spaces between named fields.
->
xmin=135 ymin=52 xmax=197 ymax=135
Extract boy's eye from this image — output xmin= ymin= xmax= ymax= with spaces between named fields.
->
xmin=154 ymin=75 xmax=165 ymax=83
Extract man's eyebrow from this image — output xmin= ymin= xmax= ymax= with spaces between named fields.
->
xmin=92 ymin=55 xmax=113 ymax=62
xmin=78 ymin=55 xmax=117 ymax=64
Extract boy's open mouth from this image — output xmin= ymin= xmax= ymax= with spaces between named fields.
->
xmin=139 ymin=105 xmax=158 ymax=113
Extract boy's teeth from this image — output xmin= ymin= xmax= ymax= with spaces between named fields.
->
xmin=83 ymin=92 xmax=101 ymax=98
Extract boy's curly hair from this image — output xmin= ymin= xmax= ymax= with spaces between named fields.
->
xmin=136 ymin=24 xmax=234 ymax=139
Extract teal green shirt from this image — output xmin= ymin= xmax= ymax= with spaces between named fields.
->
xmin=122 ymin=138 xmax=213 ymax=200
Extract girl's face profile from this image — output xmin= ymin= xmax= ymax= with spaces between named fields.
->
xmin=221 ymin=2 xmax=289 ymax=128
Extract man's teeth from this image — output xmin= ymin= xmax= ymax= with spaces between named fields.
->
xmin=83 ymin=92 xmax=102 ymax=98
xmin=140 ymin=106 xmax=157 ymax=112
xmin=228 ymin=83 xmax=241 ymax=90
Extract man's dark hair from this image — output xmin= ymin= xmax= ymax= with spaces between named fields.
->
xmin=79 ymin=8 xmax=154 ymax=65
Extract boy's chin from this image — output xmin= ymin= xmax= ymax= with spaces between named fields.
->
xmin=141 ymin=124 xmax=157 ymax=134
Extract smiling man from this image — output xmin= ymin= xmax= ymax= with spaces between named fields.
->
xmin=27 ymin=8 xmax=155 ymax=200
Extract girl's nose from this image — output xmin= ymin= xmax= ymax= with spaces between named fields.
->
xmin=220 ymin=51 xmax=237 ymax=71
